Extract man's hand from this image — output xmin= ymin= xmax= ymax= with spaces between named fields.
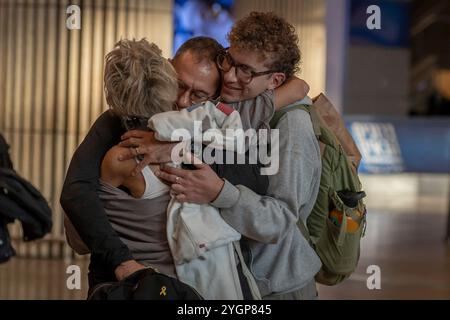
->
xmin=114 ymin=260 xmax=146 ymax=281
xmin=156 ymin=159 xmax=225 ymax=204
xmin=118 ymin=130 xmax=177 ymax=176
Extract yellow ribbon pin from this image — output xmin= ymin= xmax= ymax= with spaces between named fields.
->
xmin=160 ymin=286 xmax=167 ymax=296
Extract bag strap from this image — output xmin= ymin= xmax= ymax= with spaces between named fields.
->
xmin=233 ymin=241 xmax=262 ymax=300
xmin=270 ymin=104 xmax=322 ymax=139
xmin=270 ymin=104 xmax=307 ymax=128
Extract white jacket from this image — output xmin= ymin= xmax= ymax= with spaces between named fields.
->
xmin=148 ymin=101 xmax=248 ymax=299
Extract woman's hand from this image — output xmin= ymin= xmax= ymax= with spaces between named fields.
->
xmin=117 ymin=130 xmax=177 ymax=176
xmin=156 ymin=158 xmax=225 ymax=204
xmin=114 ymin=259 xmax=146 ymax=281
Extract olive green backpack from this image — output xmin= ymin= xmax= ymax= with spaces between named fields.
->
xmin=270 ymin=94 xmax=367 ymax=286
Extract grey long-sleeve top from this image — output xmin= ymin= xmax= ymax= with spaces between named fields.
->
xmin=211 ymin=98 xmax=322 ymax=296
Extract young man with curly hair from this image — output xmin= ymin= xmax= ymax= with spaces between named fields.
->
xmin=131 ymin=12 xmax=323 ymax=299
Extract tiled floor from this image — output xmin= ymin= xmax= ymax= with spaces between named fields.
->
xmin=1 ymin=210 xmax=449 ymax=300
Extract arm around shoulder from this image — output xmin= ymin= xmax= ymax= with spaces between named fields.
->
xmin=60 ymin=111 xmax=133 ymax=272
xmin=274 ymin=77 xmax=310 ymax=110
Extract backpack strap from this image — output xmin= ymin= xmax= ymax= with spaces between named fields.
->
xmin=270 ymin=104 xmax=322 ymax=139
xmin=233 ymin=241 xmax=262 ymax=300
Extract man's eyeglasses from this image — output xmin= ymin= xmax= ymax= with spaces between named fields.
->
xmin=177 ymin=80 xmax=211 ymax=105
xmin=216 ymin=48 xmax=278 ymax=85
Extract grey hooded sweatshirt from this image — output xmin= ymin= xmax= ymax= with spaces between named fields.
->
xmin=212 ymin=96 xmax=322 ymax=297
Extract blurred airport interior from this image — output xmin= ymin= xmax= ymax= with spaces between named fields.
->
xmin=0 ymin=0 xmax=449 ymax=299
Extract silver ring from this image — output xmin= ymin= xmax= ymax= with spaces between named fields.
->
xmin=175 ymin=176 xmax=181 ymax=184
xmin=134 ymin=147 xmax=140 ymax=156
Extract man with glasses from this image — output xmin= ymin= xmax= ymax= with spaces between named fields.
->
xmin=146 ymin=12 xmax=323 ymax=299
xmin=170 ymin=38 xmax=222 ymax=108
xmin=217 ymin=48 xmax=279 ymax=85
xmin=217 ymin=48 xmax=280 ymax=98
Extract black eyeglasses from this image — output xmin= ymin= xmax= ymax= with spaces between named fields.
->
xmin=177 ymin=80 xmax=211 ymax=105
xmin=216 ymin=48 xmax=278 ymax=84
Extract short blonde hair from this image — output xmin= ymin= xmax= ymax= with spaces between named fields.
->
xmin=104 ymin=39 xmax=178 ymax=118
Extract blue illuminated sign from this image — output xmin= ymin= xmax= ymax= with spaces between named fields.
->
xmin=346 ymin=117 xmax=450 ymax=174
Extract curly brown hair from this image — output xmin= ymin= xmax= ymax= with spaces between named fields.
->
xmin=104 ymin=39 xmax=178 ymax=119
xmin=227 ymin=11 xmax=300 ymax=78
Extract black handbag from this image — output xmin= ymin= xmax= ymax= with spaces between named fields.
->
xmin=88 ymin=267 xmax=203 ymax=300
